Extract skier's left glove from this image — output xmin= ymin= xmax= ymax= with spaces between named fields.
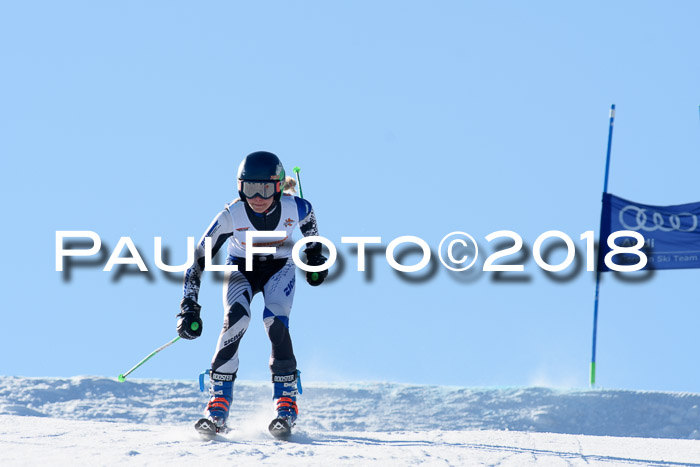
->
xmin=177 ymin=297 xmax=203 ymax=340
xmin=305 ymin=254 xmax=328 ymax=286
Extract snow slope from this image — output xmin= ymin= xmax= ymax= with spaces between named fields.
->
xmin=2 ymin=376 xmax=700 ymax=466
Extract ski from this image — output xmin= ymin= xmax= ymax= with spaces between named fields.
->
xmin=194 ymin=418 xmax=226 ymax=438
xmin=268 ymin=417 xmax=292 ymax=439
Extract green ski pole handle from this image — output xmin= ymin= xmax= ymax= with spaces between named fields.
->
xmin=118 ymin=333 xmax=188 ymax=382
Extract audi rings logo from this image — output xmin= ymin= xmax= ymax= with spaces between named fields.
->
xmin=619 ymin=206 xmax=698 ymax=233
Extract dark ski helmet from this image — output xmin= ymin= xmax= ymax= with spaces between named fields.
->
xmin=237 ymin=151 xmax=286 ymax=201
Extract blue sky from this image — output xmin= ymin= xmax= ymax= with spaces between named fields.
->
xmin=2 ymin=1 xmax=700 ymax=392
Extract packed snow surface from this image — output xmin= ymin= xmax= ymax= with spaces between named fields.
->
xmin=2 ymin=376 xmax=700 ymax=465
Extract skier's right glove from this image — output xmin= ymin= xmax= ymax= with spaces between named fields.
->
xmin=305 ymin=254 xmax=328 ymax=286
xmin=177 ymin=297 xmax=203 ymax=340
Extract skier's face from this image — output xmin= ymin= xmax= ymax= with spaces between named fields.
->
xmin=247 ymin=195 xmax=274 ymax=213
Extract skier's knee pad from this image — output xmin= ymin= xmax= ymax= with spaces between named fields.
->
xmin=267 ymin=317 xmax=289 ymax=346
xmin=225 ymin=302 xmax=250 ymax=331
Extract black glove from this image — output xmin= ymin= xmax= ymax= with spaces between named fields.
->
xmin=305 ymin=254 xmax=328 ymax=286
xmin=177 ymin=297 xmax=203 ymax=340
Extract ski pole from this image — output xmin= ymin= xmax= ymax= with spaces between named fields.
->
xmin=118 ymin=335 xmax=182 ymax=382
xmin=293 ymin=166 xmax=304 ymax=199
xmin=293 ymin=166 xmax=319 ymax=282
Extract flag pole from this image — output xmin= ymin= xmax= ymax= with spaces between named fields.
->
xmin=590 ymin=104 xmax=616 ymax=387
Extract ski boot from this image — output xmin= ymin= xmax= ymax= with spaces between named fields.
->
xmin=195 ymin=370 xmax=235 ymax=437
xmin=268 ymin=371 xmax=302 ymax=439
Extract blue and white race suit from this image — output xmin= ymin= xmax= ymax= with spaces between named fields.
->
xmin=183 ymin=193 xmax=320 ymax=376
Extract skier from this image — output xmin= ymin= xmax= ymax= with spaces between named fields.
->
xmin=175 ymin=151 xmax=328 ymax=437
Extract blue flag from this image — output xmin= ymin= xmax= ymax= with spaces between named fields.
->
xmin=598 ymin=193 xmax=700 ymax=271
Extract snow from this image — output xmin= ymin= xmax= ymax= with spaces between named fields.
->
xmin=2 ymin=376 xmax=700 ymax=466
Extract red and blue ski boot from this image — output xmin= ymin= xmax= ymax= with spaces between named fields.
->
xmin=268 ymin=371 xmax=302 ymax=439
xmin=195 ymin=371 xmax=235 ymax=437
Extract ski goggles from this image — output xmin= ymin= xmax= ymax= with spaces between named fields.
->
xmin=239 ymin=180 xmax=280 ymax=199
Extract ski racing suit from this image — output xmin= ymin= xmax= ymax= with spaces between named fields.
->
xmin=182 ymin=193 xmax=320 ymax=378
